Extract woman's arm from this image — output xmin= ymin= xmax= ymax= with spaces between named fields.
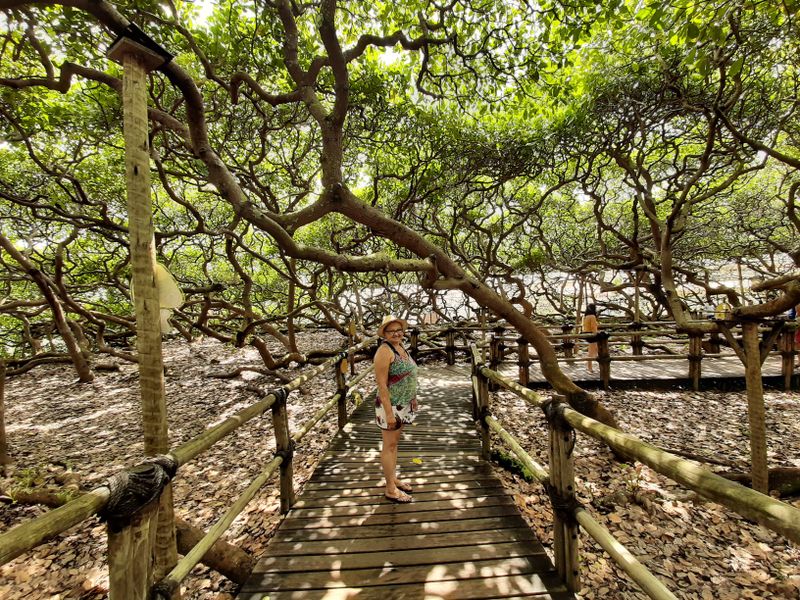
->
xmin=374 ymin=345 xmax=396 ymax=428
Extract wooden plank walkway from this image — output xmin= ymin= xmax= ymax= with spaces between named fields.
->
xmin=239 ymin=365 xmax=573 ymax=599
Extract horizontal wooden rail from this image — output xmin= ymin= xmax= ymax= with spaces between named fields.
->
xmin=292 ymin=394 xmax=340 ymax=444
xmin=574 ymin=509 xmax=677 ymax=600
xmin=484 ymin=415 xmax=549 ymax=482
xmin=346 ymin=367 xmax=371 ymax=389
xmin=478 ymin=367 xmax=677 ymax=599
xmin=0 ymin=337 xmax=377 ymax=572
xmin=153 ymin=455 xmax=283 ymax=598
xmin=480 ymin=365 xmax=800 ymax=544
xmin=170 ymin=393 xmax=279 ymax=467
xmin=0 ymin=487 xmax=110 ymax=565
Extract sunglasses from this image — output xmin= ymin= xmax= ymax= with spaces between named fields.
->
xmin=384 ymin=328 xmax=404 ymax=335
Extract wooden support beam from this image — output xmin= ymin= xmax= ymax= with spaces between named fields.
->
xmin=597 ymin=332 xmax=611 ymax=390
xmin=517 ymin=336 xmax=530 ymax=386
xmin=546 ymin=400 xmax=579 ymax=592
xmin=445 ymin=327 xmax=456 ymax=365
xmin=688 ymin=332 xmax=702 ymax=391
xmin=335 ymin=355 xmax=348 ymax=430
xmin=107 ymin=501 xmax=159 ymax=600
xmin=271 ymin=390 xmax=296 ymax=513
xmin=118 ymin=44 xmax=177 ymax=582
xmin=742 ymin=321 xmax=769 ymax=495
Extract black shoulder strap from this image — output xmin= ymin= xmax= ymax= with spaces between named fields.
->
xmin=382 ymin=340 xmax=401 ymax=357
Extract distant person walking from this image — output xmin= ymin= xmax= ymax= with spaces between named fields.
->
xmin=374 ymin=315 xmax=418 ymax=503
xmin=582 ymin=303 xmax=600 ymax=373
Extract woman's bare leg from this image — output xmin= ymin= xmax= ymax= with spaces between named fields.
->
xmin=381 ymin=426 xmax=407 ymax=497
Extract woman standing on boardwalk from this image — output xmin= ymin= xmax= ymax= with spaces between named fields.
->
xmin=582 ymin=303 xmax=600 ymax=373
xmin=374 ymin=315 xmax=418 ymax=503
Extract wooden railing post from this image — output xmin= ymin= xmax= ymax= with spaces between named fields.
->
xmin=489 ymin=334 xmax=502 ymax=392
xmin=707 ymin=330 xmax=722 ymax=353
xmin=445 ymin=327 xmax=456 ymax=365
xmin=597 ymin=332 xmax=611 ymax=390
xmin=688 ymin=332 xmax=703 ymax=392
xmin=477 ymin=369 xmax=491 ymax=460
xmin=271 ymin=389 xmax=295 ymax=513
xmin=0 ymin=360 xmax=8 ymax=474
xmin=335 ymin=354 xmax=348 ymax=429
xmin=561 ymin=322 xmax=574 ymax=358
xmin=779 ymin=327 xmax=794 ymax=391
xmin=630 ymin=321 xmax=644 ymax=356
xmin=108 ymin=502 xmax=160 ymax=600
xmin=108 ymin=35 xmax=178 ymax=579
xmin=543 ymin=398 xmax=579 ymax=592
xmin=471 ymin=347 xmax=491 ymax=458
xmin=517 ymin=336 xmax=530 ymax=386
xmin=347 ymin=319 xmax=357 ymax=375
xmin=410 ymin=327 xmax=419 ymax=361
xmin=101 ymin=457 xmax=176 ymax=600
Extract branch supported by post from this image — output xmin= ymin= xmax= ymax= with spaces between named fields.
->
xmin=109 ymin=32 xmax=177 ymax=581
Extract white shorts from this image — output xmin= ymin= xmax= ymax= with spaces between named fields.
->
xmin=375 ymin=400 xmax=417 ymax=430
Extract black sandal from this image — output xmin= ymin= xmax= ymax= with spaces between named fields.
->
xmin=385 ymin=491 xmax=413 ymax=503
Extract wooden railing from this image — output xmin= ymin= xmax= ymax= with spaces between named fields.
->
xmin=0 ymin=336 xmax=376 ymax=599
xmin=488 ymin=320 xmax=798 ymax=390
xmin=470 ymin=346 xmax=800 ymax=598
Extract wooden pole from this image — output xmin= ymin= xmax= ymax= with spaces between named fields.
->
xmin=445 ymin=327 xmax=456 ymax=365
xmin=779 ymin=328 xmax=794 ymax=391
xmin=489 ymin=334 xmax=501 ymax=392
xmin=741 ymin=322 xmax=769 ymax=494
xmin=271 ymin=390 xmax=296 ymax=513
xmin=335 ymin=356 xmax=348 ymax=429
xmin=120 ymin=48 xmax=177 ymax=580
xmin=597 ymin=332 xmax=611 ymax=390
xmin=561 ymin=322 xmax=574 ymax=358
xmin=630 ymin=322 xmax=643 ymax=356
xmin=688 ymin=332 xmax=702 ymax=391
xmin=473 ymin=352 xmax=491 ymax=459
xmin=0 ymin=361 xmax=9 ymax=474
xmin=517 ymin=336 xmax=530 ymax=386
xmin=410 ymin=327 xmax=419 ymax=361
xmin=108 ymin=501 xmax=159 ymax=600
xmin=546 ymin=399 xmax=579 ymax=592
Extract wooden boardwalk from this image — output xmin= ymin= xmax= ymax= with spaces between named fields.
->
xmin=521 ymin=354 xmax=787 ymax=388
xmin=239 ymin=365 xmax=572 ymax=599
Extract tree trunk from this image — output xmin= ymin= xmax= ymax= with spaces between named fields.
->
xmin=722 ymin=467 xmax=800 ymax=498
xmin=174 ymin=517 xmax=254 ymax=584
xmin=0 ymin=234 xmax=93 ymax=383
xmin=287 ymin=258 xmax=298 ymax=354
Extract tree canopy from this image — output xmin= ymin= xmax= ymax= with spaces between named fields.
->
xmin=0 ymin=0 xmax=798 ymax=404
